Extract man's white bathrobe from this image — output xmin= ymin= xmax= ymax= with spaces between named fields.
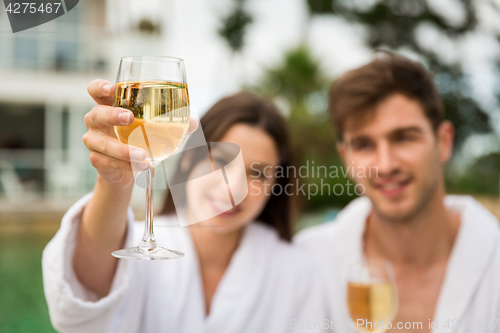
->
xmin=296 ymin=195 xmax=500 ymax=333
xmin=42 ymin=193 xmax=326 ymax=333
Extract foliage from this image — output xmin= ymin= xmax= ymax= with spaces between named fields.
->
xmin=218 ymin=0 xmax=253 ymax=52
xmin=255 ymin=46 xmax=325 ymax=120
xmin=137 ymin=18 xmax=161 ymax=35
xmin=447 ymin=152 xmax=500 ymax=195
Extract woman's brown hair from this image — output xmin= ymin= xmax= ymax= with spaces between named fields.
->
xmin=159 ymin=91 xmax=295 ymax=241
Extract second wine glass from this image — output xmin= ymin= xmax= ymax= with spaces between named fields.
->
xmin=347 ymin=260 xmax=398 ymax=333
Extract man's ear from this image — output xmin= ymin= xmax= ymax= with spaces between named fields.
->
xmin=437 ymin=120 xmax=454 ymax=163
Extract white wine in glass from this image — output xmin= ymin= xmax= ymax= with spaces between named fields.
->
xmin=112 ymin=56 xmax=190 ymax=260
xmin=114 ymin=81 xmax=190 ymax=162
xmin=347 ymin=261 xmax=397 ymax=333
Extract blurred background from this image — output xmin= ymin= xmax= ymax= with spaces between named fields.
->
xmin=1 ymin=0 xmax=500 ymax=331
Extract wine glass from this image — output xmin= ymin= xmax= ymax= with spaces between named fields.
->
xmin=347 ymin=260 xmax=398 ymax=333
xmin=111 ymin=56 xmax=190 ymax=260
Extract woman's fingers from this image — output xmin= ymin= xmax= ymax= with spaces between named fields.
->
xmin=84 ymin=105 xmax=133 ymax=129
xmin=188 ymin=118 xmax=199 ymax=134
xmin=89 ymin=151 xmax=150 ymax=172
xmin=87 ymin=79 xmax=116 ymax=106
xmin=83 ymin=130 xmax=147 ymax=162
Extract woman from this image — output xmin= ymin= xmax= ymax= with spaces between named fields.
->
xmin=42 ymin=80 xmax=325 ymax=333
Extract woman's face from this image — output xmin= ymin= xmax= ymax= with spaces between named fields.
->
xmin=185 ymin=123 xmax=279 ymax=234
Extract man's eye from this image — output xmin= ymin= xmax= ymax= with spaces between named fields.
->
xmin=394 ymin=134 xmax=415 ymax=142
xmin=352 ymin=141 xmax=373 ymax=151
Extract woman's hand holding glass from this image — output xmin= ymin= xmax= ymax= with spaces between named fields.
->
xmin=82 ymin=79 xmax=198 ymax=188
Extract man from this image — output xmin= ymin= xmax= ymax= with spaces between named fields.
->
xmin=296 ymin=53 xmax=500 ymax=333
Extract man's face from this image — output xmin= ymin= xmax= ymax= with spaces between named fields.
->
xmin=339 ymin=94 xmax=453 ymax=222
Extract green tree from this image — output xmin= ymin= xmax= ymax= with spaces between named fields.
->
xmin=256 ymin=46 xmax=325 ymax=121
xmin=218 ymin=0 xmax=253 ymax=53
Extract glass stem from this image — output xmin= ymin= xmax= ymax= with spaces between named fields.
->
xmin=140 ymin=165 xmax=157 ymax=251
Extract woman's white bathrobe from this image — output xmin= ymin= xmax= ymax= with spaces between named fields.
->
xmin=42 ymin=193 xmax=327 ymax=333
xmin=296 ymin=195 xmax=500 ymax=333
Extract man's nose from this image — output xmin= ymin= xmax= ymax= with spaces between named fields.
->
xmin=373 ymin=141 xmax=400 ymax=176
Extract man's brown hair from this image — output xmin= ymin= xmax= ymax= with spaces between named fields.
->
xmin=329 ymin=52 xmax=444 ymax=140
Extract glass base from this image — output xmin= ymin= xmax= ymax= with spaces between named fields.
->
xmin=112 ymin=245 xmax=184 ymax=260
